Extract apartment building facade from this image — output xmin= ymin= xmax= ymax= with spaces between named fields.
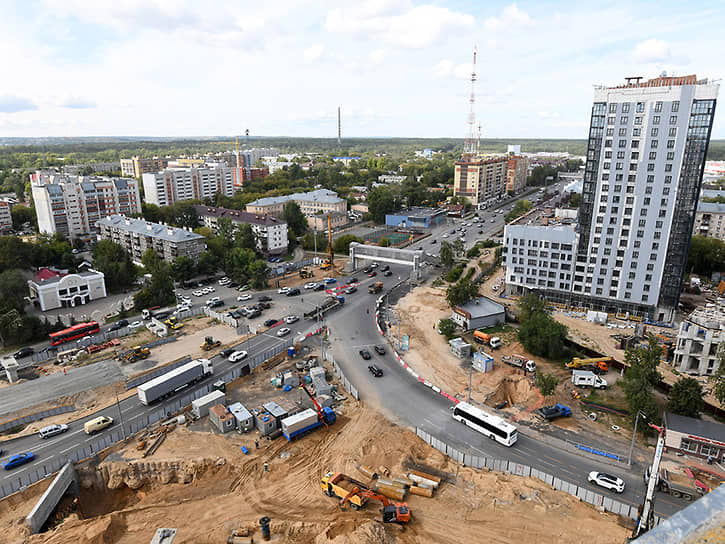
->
xmin=503 ymin=75 xmax=718 ymax=323
xmin=246 ymin=189 xmax=346 ymax=218
xmin=193 ymin=205 xmax=288 ymax=255
xmin=120 ymin=156 xmax=173 ymax=178
xmin=506 ymin=155 xmax=529 ymax=194
xmin=673 ymin=304 xmax=723 ymax=376
xmin=692 ymin=202 xmax=725 ymax=241
xmin=142 ymin=163 xmax=237 ymax=207
xmin=31 ymin=172 xmax=142 ymax=239
xmin=454 ymin=155 xmax=528 ymax=205
xmin=0 ymin=199 xmax=12 ymax=232
xmin=97 ymin=215 xmax=206 ymax=264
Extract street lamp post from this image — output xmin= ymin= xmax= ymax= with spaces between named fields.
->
xmin=115 ymin=388 xmax=127 ymax=442
xmin=628 ymin=410 xmax=647 ymax=466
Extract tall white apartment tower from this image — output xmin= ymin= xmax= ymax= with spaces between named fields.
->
xmin=575 ymin=75 xmax=718 ymax=322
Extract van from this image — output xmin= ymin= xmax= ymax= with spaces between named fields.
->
xmin=84 ymin=416 xmax=113 ymax=435
xmin=39 ymin=424 xmax=68 ymax=439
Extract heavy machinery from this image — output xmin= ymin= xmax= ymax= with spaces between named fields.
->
xmin=299 ymin=268 xmax=313 ymax=278
xmin=124 ymin=346 xmax=150 ymax=363
xmin=340 ymin=486 xmax=411 ymax=524
xmin=298 ymin=384 xmax=336 ymax=430
xmin=632 ymin=423 xmax=666 ymax=539
xmin=164 ymin=316 xmax=183 ymax=330
xmin=644 ymin=467 xmax=707 ymax=501
xmin=200 ymin=336 xmax=221 ymax=351
xmin=536 ymin=403 xmax=572 ymax=421
xmin=565 ymin=357 xmax=611 ymax=374
xmin=368 ymin=281 xmax=384 ymax=294
xmin=303 ymin=295 xmax=345 ymax=319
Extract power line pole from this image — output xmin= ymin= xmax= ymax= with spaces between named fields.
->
xmin=115 ymin=389 xmax=127 ymax=441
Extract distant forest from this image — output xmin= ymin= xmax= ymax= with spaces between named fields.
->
xmin=1 ymin=137 xmax=724 ymax=169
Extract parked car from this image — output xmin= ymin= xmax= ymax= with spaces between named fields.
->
xmin=286 ymin=288 xmax=301 ymax=296
xmin=359 ymin=349 xmax=372 ymax=360
xmin=228 ymin=350 xmax=248 ymax=362
xmin=381 ymin=265 xmax=390 ymax=272
xmin=208 ymin=299 xmax=224 ymax=308
xmin=362 ymin=266 xmax=372 ymax=274
xmin=368 ymin=365 xmax=383 ymax=377
xmin=108 ymin=319 xmax=128 ymax=332
xmin=277 ymin=286 xmax=290 ymax=294
xmin=237 ymin=293 xmax=253 ymax=301
xmin=227 ymin=310 xmax=243 ymax=319
xmin=246 ymin=308 xmax=261 ymax=318
xmin=13 ymin=347 xmax=34 ymax=359
xmin=374 ymin=345 xmax=386 ymax=355
xmin=277 ymin=327 xmax=291 ymax=337
xmin=39 ymin=424 xmax=68 ymax=439
xmin=128 ymin=321 xmax=143 ymax=329
xmin=3 ymin=452 xmax=35 ymax=469
xmin=304 ymin=282 xmax=318 ymax=289
xmin=218 ymin=277 xmax=231 ymax=286
xmin=264 ymin=318 xmax=279 ymax=327
xmin=238 ymin=284 xmax=250 ymax=292
xmin=588 ymin=471 xmax=625 ymax=493
xmin=285 ymin=315 xmax=299 ymax=324
xmin=192 ymin=290 xmax=203 ymax=297
xmin=206 ymin=296 xmax=221 ymax=306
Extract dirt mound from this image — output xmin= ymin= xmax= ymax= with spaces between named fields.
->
xmin=485 ymin=375 xmax=535 ymax=409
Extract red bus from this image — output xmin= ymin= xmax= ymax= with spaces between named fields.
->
xmin=49 ymin=321 xmax=101 ymax=346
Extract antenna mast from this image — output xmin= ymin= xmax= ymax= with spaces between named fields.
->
xmin=462 ymin=47 xmax=479 ymax=159
xmin=337 ymin=107 xmax=341 ymax=146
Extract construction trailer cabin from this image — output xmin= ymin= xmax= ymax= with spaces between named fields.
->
xmin=228 ymin=402 xmax=254 ymax=432
xmin=191 ymin=390 xmax=226 ymax=419
xmin=209 ymin=404 xmax=236 ymax=433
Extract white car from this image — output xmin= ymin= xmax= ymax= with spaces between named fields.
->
xmin=442 ymin=234 xmax=449 ymax=238
xmin=192 ymin=290 xmax=203 ymax=297
xmin=218 ymin=277 xmax=231 ymax=286
xmin=285 ymin=315 xmax=299 ymax=324
xmin=588 ymin=471 xmax=625 ymax=493
xmin=304 ymin=282 xmax=318 ymax=289
xmin=237 ymin=293 xmax=253 ymax=301
xmin=277 ymin=286 xmax=290 ymax=294
xmin=128 ymin=321 xmax=142 ymax=329
xmin=277 ymin=327 xmax=291 ymax=337
xmin=180 ymin=296 xmax=191 ymax=305
xmin=228 ymin=350 xmax=248 ymax=362
xmin=206 ymin=297 xmax=221 ymax=306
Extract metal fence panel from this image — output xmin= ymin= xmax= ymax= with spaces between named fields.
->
xmin=0 ymin=405 xmax=76 ymax=433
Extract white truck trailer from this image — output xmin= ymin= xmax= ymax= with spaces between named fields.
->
xmin=571 ymin=369 xmax=608 ymax=389
xmin=137 ymin=359 xmax=213 ymax=405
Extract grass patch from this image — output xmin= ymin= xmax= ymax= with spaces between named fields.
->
xmin=480 ymin=323 xmax=514 ymax=335
xmin=585 ymin=387 xmax=630 ymax=413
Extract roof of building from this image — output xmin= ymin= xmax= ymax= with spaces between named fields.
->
xmin=455 ymin=297 xmax=505 ymax=319
xmin=262 ymin=401 xmax=287 ymax=418
xmin=209 ymin=404 xmax=233 ymax=420
xmin=33 ymin=267 xmax=67 ymax=282
xmin=697 ymin=202 xmax=725 ymax=213
xmin=664 ymin=411 xmax=725 ymax=443
xmin=685 ymin=304 xmax=725 ymax=330
xmin=247 ymin=189 xmax=343 ymax=207
xmin=97 ymin=215 xmax=205 ymax=243
xmin=390 ymin=207 xmax=446 ymax=219
xmin=193 ymin=205 xmax=285 ymax=226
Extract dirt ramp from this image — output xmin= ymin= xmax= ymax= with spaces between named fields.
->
xmin=486 ymin=375 xmax=534 ymax=409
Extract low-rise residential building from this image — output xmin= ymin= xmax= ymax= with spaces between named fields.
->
xmin=193 ymin=205 xmax=288 ymax=255
xmin=97 ymin=215 xmax=206 ymax=264
xmin=692 ymin=202 xmax=725 ymax=241
xmin=307 ymin=211 xmax=348 ymax=231
xmin=451 ymin=297 xmax=505 ymax=331
xmin=673 ymin=303 xmax=724 ymax=376
xmin=0 ymin=199 xmax=12 ymax=232
xmin=378 ymin=175 xmax=407 ymax=184
xmin=351 ymin=203 xmax=369 ymax=215
xmin=27 ymin=266 xmax=107 ymax=311
xmin=31 ymin=172 xmax=142 ymax=239
xmin=664 ymin=411 xmax=725 ymax=463
xmin=120 ymin=156 xmax=174 ymax=178
xmin=61 ymin=162 xmax=121 ymax=175
xmin=385 ymin=207 xmax=446 ymax=230
xmin=246 ymin=189 xmax=346 ymax=218
xmin=142 ymin=163 xmax=237 ymax=207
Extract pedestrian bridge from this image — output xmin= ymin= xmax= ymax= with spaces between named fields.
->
xmin=348 ymin=243 xmax=423 ymax=279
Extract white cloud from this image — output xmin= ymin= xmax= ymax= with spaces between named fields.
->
xmin=632 ymin=39 xmax=672 ymax=63
xmin=325 ymin=2 xmax=474 ymax=49
xmin=59 ymin=97 xmax=96 ymax=109
xmin=369 ymin=49 xmax=386 ymax=65
xmin=484 ymin=4 xmax=532 ymax=31
xmin=0 ymin=96 xmax=38 ymax=113
xmin=538 ymin=111 xmax=560 ymax=118
xmin=433 ymin=59 xmax=471 ymax=79
xmin=304 ymin=44 xmax=325 ymax=62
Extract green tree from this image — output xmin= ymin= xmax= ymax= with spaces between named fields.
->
xmin=171 ymin=255 xmax=196 ymax=283
xmin=536 ymin=373 xmax=559 ymax=396
xmin=505 ymin=200 xmax=532 ymax=222
xmin=367 ymin=186 xmax=396 ymax=223
xmin=437 ymin=318 xmax=457 ymax=338
xmin=445 ymin=279 xmax=478 ymax=307
xmin=687 ymin=236 xmax=725 ymax=277
xmin=666 ymin=377 xmax=704 ymax=418
xmin=569 ymin=193 xmax=582 ymax=207
xmin=378 ymin=237 xmax=391 ymax=247
xmin=247 ymin=259 xmax=269 ymax=289
xmin=92 ymin=239 xmax=137 ymax=293
xmin=173 ymin=202 xmax=198 ymax=229
xmin=712 ymin=345 xmax=725 ymax=407
xmin=216 ymin=217 xmax=237 ymax=245
xmin=140 ymin=202 xmax=161 ymax=222
xmin=0 ymin=269 xmax=28 ymax=313
xmin=452 ymin=238 xmax=464 ymax=256
xmin=440 ymin=241 xmax=454 ymax=269
xmin=195 ymin=250 xmax=219 ymax=276
xmin=235 ymin=223 xmax=257 ymax=251
xmin=225 ymin=247 xmax=256 ymax=284
xmin=621 ymin=336 xmax=663 ymax=428
xmin=301 ymin=231 xmax=328 ymax=252
xmin=332 ymin=234 xmax=363 ymax=254
xmin=134 ymin=250 xmax=174 ymax=310
xmin=517 ymin=293 xmax=568 ymax=360
xmin=10 ymin=205 xmax=35 ymax=230
xmin=283 ymin=201 xmax=308 ymax=236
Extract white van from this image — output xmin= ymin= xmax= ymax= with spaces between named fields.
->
xmin=84 ymin=416 xmax=113 ymax=435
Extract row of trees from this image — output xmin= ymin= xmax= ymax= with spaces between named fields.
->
xmin=687 ymin=236 xmax=725 ymax=277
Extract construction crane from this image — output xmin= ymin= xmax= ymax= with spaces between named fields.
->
xmin=299 ymin=384 xmax=331 ymax=430
xmin=328 ymin=213 xmax=334 ymax=272
xmin=340 ymin=486 xmax=411 ymax=524
xmin=632 ymin=423 xmax=666 ymax=539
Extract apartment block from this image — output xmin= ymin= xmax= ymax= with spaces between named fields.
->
xmin=142 ymin=163 xmax=237 ymax=207
xmin=120 ymin=156 xmax=173 ymax=178
xmin=692 ymin=202 xmax=725 ymax=241
xmin=454 ymin=155 xmax=526 ymax=205
xmin=673 ymin=303 xmax=723 ymax=376
xmin=503 ymin=75 xmax=718 ymax=323
xmin=246 ymin=189 xmax=346 ymax=218
xmin=97 ymin=215 xmax=206 ymax=264
xmin=506 ymin=155 xmax=529 ymax=193
xmin=0 ymin=199 xmax=12 ymax=232
xmin=193 ymin=205 xmax=288 ymax=255
xmin=31 ymin=172 xmax=142 ymax=239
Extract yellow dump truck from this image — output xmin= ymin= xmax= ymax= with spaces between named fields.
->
xmin=321 ymin=472 xmax=368 ymax=510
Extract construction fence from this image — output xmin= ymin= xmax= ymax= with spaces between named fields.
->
xmin=324 ymin=352 xmax=359 ymax=401
xmin=415 ymin=428 xmax=661 ymax=525
xmin=0 ymin=405 xmax=76 ymax=434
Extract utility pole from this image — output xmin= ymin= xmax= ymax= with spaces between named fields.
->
xmin=468 ymin=362 xmax=473 ymax=402
xmin=628 ymin=410 xmax=646 ymax=466
xmin=115 ymin=388 xmax=127 ymax=441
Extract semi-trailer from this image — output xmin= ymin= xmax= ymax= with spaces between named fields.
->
xmin=304 ymin=296 xmax=345 ymax=320
xmin=137 ymin=359 xmax=213 ymax=405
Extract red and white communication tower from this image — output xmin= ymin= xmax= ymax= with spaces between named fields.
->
xmin=462 ymin=46 xmax=480 ymax=159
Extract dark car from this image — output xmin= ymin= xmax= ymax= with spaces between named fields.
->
xmin=367 ymin=271 xmax=377 ymax=277
xmin=220 ymin=348 xmax=235 ymax=358
xmin=108 ymin=319 xmax=128 ymax=332
xmin=258 ymin=295 xmax=273 ymax=302
xmin=286 ymin=288 xmax=301 ymax=297
xmin=2 ymin=452 xmax=35 ymax=470
xmin=478 ymin=230 xmax=483 ymax=234
xmin=227 ymin=310 xmax=243 ymax=319
xmin=349 ymin=277 xmax=359 ymax=284
xmin=383 ymin=270 xmax=392 ymax=276
xmin=246 ymin=309 xmax=262 ymax=318
xmin=208 ymin=299 xmax=225 ymax=308
xmin=264 ymin=318 xmax=279 ymax=327
xmin=431 ymin=239 xmax=437 ymax=244
xmin=381 ymin=265 xmax=390 ymax=272
xmin=314 ymin=283 xmax=326 ymax=291
xmin=154 ymin=311 xmax=170 ymax=321
xmin=362 ymin=266 xmax=372 ymax=274
xmin=345 ymin=286 xmax=357 ymax=294
xmin=359 ymin=349 xmax=372 ymax=360
xmin=368 ymin=365 xmax=383 ymax=377
xmin=13 ymin=347 xmax=34 ymax=359
xmin=374 ymin=345 xmax=386 ymax=355
xmin=258 ymin=301 xmax=271 ymax=309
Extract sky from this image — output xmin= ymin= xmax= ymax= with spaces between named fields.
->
xmin=1 ymin=0 xmax=724 ymax=140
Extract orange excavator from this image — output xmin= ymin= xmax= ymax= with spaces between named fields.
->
xmin=339 ymin=485 xmax=411 ymax=524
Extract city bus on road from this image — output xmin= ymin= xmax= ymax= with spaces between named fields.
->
xmin=451 ymin=401 xmax=518 ymax=447
xmin=49 ymin=321 xmax=101 ymax=346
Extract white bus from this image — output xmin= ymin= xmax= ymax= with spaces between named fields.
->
xmin=451 ymin=402 xmax=518 ymax=447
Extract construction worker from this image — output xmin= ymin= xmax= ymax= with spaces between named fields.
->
xmin=255 ymin=439 xmax=259 ymax=449
xmin=264 ymin=461 xmax=269 ymax=472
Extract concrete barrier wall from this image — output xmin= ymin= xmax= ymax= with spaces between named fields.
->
xmin=25 ymin=462 xmax=76 ymax=533
xmin=325 ymin=352 xmax=359 ymax=400
xmin=0 ymin=405 xmax=76 ymax=433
